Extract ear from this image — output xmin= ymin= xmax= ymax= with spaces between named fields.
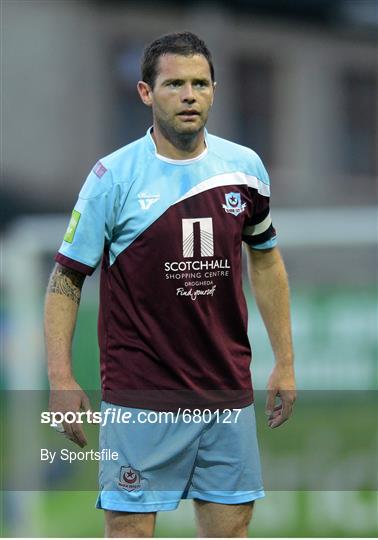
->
xmin=137 ymin=81 xmax=153 ymax=107
xmin=210 ymin=81 xmax=217 ymax=107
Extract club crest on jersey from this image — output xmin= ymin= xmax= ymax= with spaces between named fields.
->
xmin=118 ymin=466 xmax=142 ymax=492
xmin=222 ymin=192 xmax=246 ymax=216
xmin=138 ymin=192 xmax=160 ymax=210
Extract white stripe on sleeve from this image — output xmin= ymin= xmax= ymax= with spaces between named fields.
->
xmin=243 ymin=213 xmax=272 ymax=236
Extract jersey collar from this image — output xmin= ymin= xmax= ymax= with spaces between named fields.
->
xmin=146 ymin=126 xmax=209 ymax=165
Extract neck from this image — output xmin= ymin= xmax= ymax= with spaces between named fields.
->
xmin=151 ymin=122 xmax=206 ymax=160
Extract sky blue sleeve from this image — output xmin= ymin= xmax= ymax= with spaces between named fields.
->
xmin=55 ymin=165 xmax=117 ymax=274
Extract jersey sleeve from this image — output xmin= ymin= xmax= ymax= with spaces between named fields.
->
xmin=55 ymin=163 xmax=117 ymax=275
xmin=242 ymin=154 xmax=277 ymax=250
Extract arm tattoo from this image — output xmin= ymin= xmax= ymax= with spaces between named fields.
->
xmin=47 ymin=264 xmax=85 ymax=305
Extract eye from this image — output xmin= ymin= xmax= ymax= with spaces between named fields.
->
xmin=194 ymin=81 xmax=208 ymax=88
xmin=168 ymin=81 xmax=181 ymax=88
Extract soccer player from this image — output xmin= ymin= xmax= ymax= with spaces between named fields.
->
xmin=45 ymin=32 xmax=296 ymax=538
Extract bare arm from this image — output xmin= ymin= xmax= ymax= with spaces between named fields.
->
xmin=44 ymin=263 xmax=90 ymax=446
xmin=45 ymin=264 xmax=84 ymax=384
xmin=246 ymin=246 xmax=296 ymax=428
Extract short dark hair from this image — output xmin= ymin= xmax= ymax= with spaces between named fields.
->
xmin=141 ymin=31 xmax=215 ymax=88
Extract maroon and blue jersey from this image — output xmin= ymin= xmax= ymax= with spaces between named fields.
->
xmin=56 ymin=128 xmax=277 ymax=410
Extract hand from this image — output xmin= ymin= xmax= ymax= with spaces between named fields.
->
xmin=265 ymin=363 xmax=296 ymax=428
xmin=49 ymin=377 xmax=91 ymax=447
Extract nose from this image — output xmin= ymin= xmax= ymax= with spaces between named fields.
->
xmin=181 ymin=83 xmax=196 ymax=104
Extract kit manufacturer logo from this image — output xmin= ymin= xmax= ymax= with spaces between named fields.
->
xmin=222 ymin=192 xmax=246 ymax=216
xmin=182 ymin=217 xmax=214 ymax=258
xmin=138 ymin=192 xmax=160 ymax=210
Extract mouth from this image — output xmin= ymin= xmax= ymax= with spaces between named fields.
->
xmin=177 ymin=110 xmax=200 ymax=119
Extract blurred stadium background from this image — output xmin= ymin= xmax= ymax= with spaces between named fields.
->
xmin=1 ymin=0 xmax=377 ymax=537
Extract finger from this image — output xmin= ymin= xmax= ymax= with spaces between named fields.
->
xmin=64 ymin=428 xmax=86 ymax=448
xmin=265 ymin=390 xmax=276 ymax=415
xmin=62 ymin=420 xmax=74 ymax=441
xmin=269 ymin=406 xmax=291 ymax=428
xmin=281 ymin=401 xmax=292 ymax=422
xmin=269 ymin=408 xmax=282 ymax=420
xmin=267 ymin=404 xmax=282 ymax=421
xmin=268 ymin=401 xmax=294 ymax=428
xmin=268 ymin=414 xmax=288 ymax=428
xmin=81 ymin=393 xmax=92 ymax=413
xmin=63 ymin=421 xmax=87 ymax=448
xmin=70 ymin=423 xmax=87 ymax=448
xmin=282 ymin=391 xmax=296 ymax=418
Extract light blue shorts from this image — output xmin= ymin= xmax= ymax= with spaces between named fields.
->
xmin=96 ymin=401 xmax=265 ymax=512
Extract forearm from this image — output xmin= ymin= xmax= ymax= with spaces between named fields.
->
xmin=44 ymin=264 xmax=84 ymax=387
xmin=247 ymin=247 xmax=293 ymax=366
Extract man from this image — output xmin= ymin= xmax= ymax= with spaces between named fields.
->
xmin=45 ymin=32 xmax=296 ymax=538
